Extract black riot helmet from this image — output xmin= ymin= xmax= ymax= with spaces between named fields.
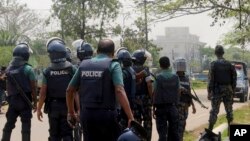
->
xmin=215 ymin=45 xmax=224 ymax=56
xmin=72 ymin=39 xmax=93 ymax=61
xmin=117 ymin=121 xmax=147 ymax=141
xmin=116 ymin=48 xmax=134 ymax=67
xmin=132 ymin=49 xmax=147 ymax=66
xmin=13 ymin=43 xmax=31 ymax=61
xmin=46 ymin=37 xmax=67 ymax=63
xmin=66 ymin=47 xmax=72 ymax=62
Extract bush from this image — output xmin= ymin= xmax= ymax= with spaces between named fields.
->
xmin=191 ymin=80 xmax=207 ymax=89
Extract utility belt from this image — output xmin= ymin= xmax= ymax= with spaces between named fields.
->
xmin=48 ymin=97 xmax=66 ymax=103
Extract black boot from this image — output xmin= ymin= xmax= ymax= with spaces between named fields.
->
xmin=1 ymin=131 xmax=11 ymax=141
xmin=22 ymin=133 xmax=30 ymax=141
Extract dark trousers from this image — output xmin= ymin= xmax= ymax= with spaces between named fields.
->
xmin=48 ymin=100 xmax=73 ymax=141
xmin=81 ymin=108 xmax=121 ymax=141
xmin=2 ymin=95 xmax=32 ymax=141
xmin=155 ymin=105 xmax=180 ymax=141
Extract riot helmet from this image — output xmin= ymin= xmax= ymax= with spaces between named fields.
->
xmin=215 ymin=45 xmax=224 ymax=56
xmin=116 ymin=48 xmax=134 ymax=67
xmin=117 ymin=121 xmax=147 ymax=141
xmin=173 ymin=58 xmax=187 ymax=72
xmin=66 ymin=47 xmax=72 ymax=62
xmin=72 ymin=39 xmax=93 ymax=61
xmin=13 ymin=43 xmax=31 ymax=61
xmin=46 ymin=37 xmax=67 ymax=63
xmin=132 ymin=49 xmax=147 ymax=65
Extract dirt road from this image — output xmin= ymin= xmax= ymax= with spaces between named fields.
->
xmin=0 ymin=89 xmax=249 ymax=141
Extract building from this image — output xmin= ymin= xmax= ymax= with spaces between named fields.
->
xmin=154 ymin=27 xmax=206 ymax=73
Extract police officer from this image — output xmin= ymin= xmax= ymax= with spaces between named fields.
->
xmin=72 ymin=39 xmax=94 ymax=115
xmin=1 ymin=43 xmax=37 ymax=141
xmin=153 ymin=56 xmax=181 ymax=141
xmin=132 ymin=49 xmax=153 ymax=141
xmin=72 ymin=39 xmax=93 ymax=63
xmin=207 ymin=45 xmax=236 ymax=131
xmin=66 ymin=39 xmax=134 ymax=141
xmin=174 ymin=58 xmax=196 ymax=141
xmin=116 ymin=48 xmax=136 ymax=130
xmin=37 ymin=37 xmax=76 ymax=141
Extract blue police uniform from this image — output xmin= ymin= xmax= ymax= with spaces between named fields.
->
xmin=153 ymin=69 xmax=180 ymax=141
xmin=2 ymin=63 xmax=36 ymax=141
xmin=43 ymin=64 xmax=76 ymax=141
xmin=68 ymin=54 xmax=124 ymax=141
xmin=119 ymin=66 xmax=136 ymax=130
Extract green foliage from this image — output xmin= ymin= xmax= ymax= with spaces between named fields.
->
xmin=0 ymin=46 xmax=14 ymax=66
xmin=51 ymin=0 xmax=121 ymax=40
xmin=191 ymin=80 xmax=207 ymax=89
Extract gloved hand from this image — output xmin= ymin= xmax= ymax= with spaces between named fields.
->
xmin=67 ymin=113 xmax=78 ymax=128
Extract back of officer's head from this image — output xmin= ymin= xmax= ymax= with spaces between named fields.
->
xmin=97 ymin=39 xmax=115 ymax=56
xmin=159 ymin=56 xmax=170 ymax=69
xmin=215 ymin=45 xmax=224 ymax=57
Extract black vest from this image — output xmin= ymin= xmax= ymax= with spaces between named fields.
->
xmin=123 ymin=67 xmax=136 ymax=103
xmin=213 ymin=60 xmax=232 ymax=84
xmin=133 ymin=66 xmax=149 ymax=96
xmin=44 ymin=66 xmax=74 ymax=98
xmin=179 ymin=75 xmax=192 ymax=105
xmin=6 ymin=64 xmax=31 ymax=97
xmin=154 ymin=74 xmax=179 ymax=105
xmin=79 ymin=58 xmax=115 ymax=110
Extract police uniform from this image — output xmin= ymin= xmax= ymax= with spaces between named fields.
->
xmin=68 ymin=54 xmax=124 ymax=141
xmin=153 ymin=68 xmax=180 ymax=141
xmin=1 ymin=43 xmax=36 ymax=141
xmin=177 ymin=75 xmax=193 ymax=141
xmin=133 ymin=65 xmax=153 ymax=141
xmin=208 ymin=57 xmax=236 ymax=130
xmin=42 ymin=64 xmax=76 ymax=141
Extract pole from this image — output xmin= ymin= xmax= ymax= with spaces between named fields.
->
xmin=144 ymin=0 xmax=148 ymax=50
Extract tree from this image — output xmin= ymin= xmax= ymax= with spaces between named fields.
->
xmin=149 ymin=0 xmax=250 ymax=46
xmin=0 ymin=0 xmax=41 ymax=46
xmin=51 ymin=0 xmax=120 ymax=40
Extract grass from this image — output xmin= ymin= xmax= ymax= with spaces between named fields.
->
xmin=184 ymin=103 xmax=250 ymax=141
xmin=191 ymin=80 xmax=208 ymax=89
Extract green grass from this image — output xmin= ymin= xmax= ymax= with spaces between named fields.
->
xmin=191 ymin=80 xmax=208 ymax=89
xmin=184 ymin=104 xmax=250 ymax=141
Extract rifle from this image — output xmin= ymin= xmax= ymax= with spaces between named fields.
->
xmin=73 ymin=122 xmax=82 ymax=141
xmin=8 ymin=74 xmax=35 ymax=109
xmin=190 ymin=87 xmax=208 ymax=109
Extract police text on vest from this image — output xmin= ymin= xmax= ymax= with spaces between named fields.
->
xmin=81 ymin=71 xmax=103 ymax=77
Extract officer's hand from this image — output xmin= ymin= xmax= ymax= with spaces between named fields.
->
xmin=67 ymin=113 xmax=78 ymax=128
xmin=192 ymin=106 xmax=196 ymax=114
xmin=37 ymin=109 xmax=43 ymax=122
xmin=127 ymin=118 xmax=135 ymax=128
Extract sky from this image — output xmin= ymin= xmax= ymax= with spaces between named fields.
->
xmin=19 ymin=0 xmax=234 ymax=48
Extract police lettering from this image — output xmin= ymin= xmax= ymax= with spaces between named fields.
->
xmin=50 ymin=70 xmax=69 ymax=76
xmin=81 ymin=71 xmax=103 ymax=77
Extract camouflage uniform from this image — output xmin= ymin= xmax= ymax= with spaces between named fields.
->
xmin=133 ymin=66 xmax=153 ymax=141
xmin=207 ymin=58 xmax=236 ymax=130
xmin=177 ymin=75 xmax=193 ymax=141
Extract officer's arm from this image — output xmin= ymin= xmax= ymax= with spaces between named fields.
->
xmin=66 ymin=69 xmax=80 ymax=115
xmin=115 ymin=85 xmax=134 ymax=124
xmin=26 ymin=66 xmax=37 ymax=109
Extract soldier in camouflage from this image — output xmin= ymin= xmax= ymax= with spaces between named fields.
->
xmin=207 ymin=45 xmax=237 ymax=131
xmin=174 ymin=58 xmax=196 ymax=141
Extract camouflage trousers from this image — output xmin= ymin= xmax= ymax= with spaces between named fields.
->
xmin=133 ymin=96 xmax=152 ymax=141
xmin=177 ymin=103 xmax=189 ymax=141
xmin=208 ymin=86 xmax=234 ymax=130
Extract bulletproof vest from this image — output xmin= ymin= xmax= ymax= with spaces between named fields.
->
xmin=6 ymin=64 xmax=31 ymax=97
xmin=213 ymin=60 xmax=232 ymax=85
xmin=179 ymin=75 xmax=192 ymax=105
xmin=123 ymin=67 xmax=136 ymax=102
xmin=43 ymin=65 xmax=74 ymax=98
xmin=79 ymin=58 xmax=115 ymax=110
xmin=154 ymin=74 xmax=179 ymax=105
xmin=132 ymin=65 xmax=149 ymax=96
